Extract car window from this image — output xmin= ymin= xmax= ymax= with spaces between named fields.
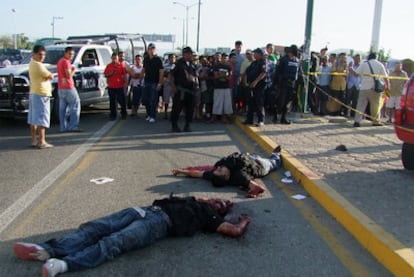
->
xmin=97 ymin=48 xmax=112 ymax=65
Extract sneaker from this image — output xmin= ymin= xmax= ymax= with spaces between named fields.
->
xmin=38 ymin=143 xmax=54 ymax=149
xmin=256 ymin=122 xmax=264 ymax=127
xmin=272 ymin=145 xmax=282 ymax=153
xmin=145 ymin=116 xmax=150 ymax=121
xmin=13 ymin=242 xmax=50 ymax=261
xmin=148 ymin=118 xmax=156 ymax=123
xmin=353 ymin=122 xmax=361 ymax=127
xmin=42 ymin=258 xmax=67 ymax=277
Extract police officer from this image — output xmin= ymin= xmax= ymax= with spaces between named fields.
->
xmin=243 ymin=48 xmax=267 ymax=126
xmin=170 ymin=47 xmax=198 ymax=132
xmin=274 ymin=45 xmax=300 ymax=124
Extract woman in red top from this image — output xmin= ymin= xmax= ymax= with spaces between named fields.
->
xmin=104 ymin=53 xmax=128 ymax=120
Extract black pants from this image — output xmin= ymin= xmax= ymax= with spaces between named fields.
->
xmin=108 ymin=87 xmax=127 ymax=118
xmin=246 ymin=85 xmax=265 ymax=123
xmin=277 ymin=79 xmax=295 ymax=119
xmin=171 ymin=89 xmax=194 ymax=126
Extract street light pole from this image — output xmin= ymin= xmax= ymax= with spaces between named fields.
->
xmin=173 ymin=17 xmax=185 ymax=48
xmin=196 ymin=0 xmax=201 ymax=52
xmin=173 ymin=1 xmax=198 ymax=47
xmin=11 ymin=9 xmax=17 ymax=49
xmin=51 ymin=16 xmax=64 ymax=39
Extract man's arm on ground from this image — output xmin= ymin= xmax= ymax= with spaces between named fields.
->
xmin=216 ymin=215 xmax=251 ymax=237
xmin=172 ymin=168 xmax=204 ymax=178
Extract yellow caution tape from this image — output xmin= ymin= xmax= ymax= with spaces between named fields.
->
xmin=308 ymin=71 xmax=409 ymax=80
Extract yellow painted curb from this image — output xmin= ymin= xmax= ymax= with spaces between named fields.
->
xmin=235 ymin=118 xmax=414 ymax=277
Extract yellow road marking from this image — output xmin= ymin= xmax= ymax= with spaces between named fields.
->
xmin=6 ymin=121 xmax=124 ymax=239
xmin=227 ymin=123 xmax=371 ymax=277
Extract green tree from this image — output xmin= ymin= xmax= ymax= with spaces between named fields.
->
xmin=0 ymin=35 xmax=14 ymax=48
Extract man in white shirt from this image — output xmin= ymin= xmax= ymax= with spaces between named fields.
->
xmin=350 ymin=52 xmax=389 ymax=127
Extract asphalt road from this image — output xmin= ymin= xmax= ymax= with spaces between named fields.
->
xmin=0 ymin=109 xmax=391 ymax=277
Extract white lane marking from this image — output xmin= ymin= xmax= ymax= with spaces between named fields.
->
xmin=0 ymin=120 xmax=117 ymax=237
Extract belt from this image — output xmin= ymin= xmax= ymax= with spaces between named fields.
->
xmin=150 ymin=205 xmax=172 ymax=228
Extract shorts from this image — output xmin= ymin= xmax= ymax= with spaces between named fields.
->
xmin=385 ymin=96 xmax=401 ymax=109
xmin=212 ymin=88 xmax=233 ymax=115
xmin=27 ymin=93 xmax=51 ymax=128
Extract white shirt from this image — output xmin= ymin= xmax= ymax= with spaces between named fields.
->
xmin=355 ymin=59 xmax=387 ymax=91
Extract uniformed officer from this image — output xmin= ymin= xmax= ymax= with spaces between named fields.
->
xmin=170 ymin=47 xmax=198 ymax=132
xmin=243 ymin=48 xmax=267 ymax=127
xmin=274 ymin=44 xmax=300 ymax=124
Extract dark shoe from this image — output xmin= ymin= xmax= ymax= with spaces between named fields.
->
xmin=172 ymin=125 xmax=182 ymax=133
xmin=121 ymin=114 xmax=127 ymax=120
xmin=109 ymin=116 xmax=116 ymax=121
xmin=372 ymin=122 xmax=383 ymax=126
xmin=183 ymin=125 xmax=192 ymax=132
xmin=353 ymin=122 xmax=361 ymax=127
xmin=280 ymin=118 xmax=291 ymax=125
xmin=243 ymin=121 xmax=253 ymax=125
xmin=70 ymin=128 xmax=83 ymax=133
xmin=273 ymin=145 xmax=282 ymax=153
xmin=272 ymin=116 xmax=278 ymax=123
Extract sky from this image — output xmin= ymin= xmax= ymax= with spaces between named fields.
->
xmin=1 ymin=0 xmax=413 ymax=59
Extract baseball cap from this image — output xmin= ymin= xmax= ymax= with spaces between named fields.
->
xmin=182 ymin=46 xmax=193 ymax=54
xmin=253 ymin=48 xmax=265 ymax=55
xmin=148 ymin=43 xmax=156 ymax=49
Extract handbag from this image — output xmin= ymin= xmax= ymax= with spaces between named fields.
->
xmin=367 ymin=61 xmax=384 ymax=93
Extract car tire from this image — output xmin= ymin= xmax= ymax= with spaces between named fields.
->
xmin=401 ymin=142 xmax=414 ymax=170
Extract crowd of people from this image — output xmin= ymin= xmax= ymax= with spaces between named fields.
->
xmin=26 ymin=40 xmax=409 ymax=150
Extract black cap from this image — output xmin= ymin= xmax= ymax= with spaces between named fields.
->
xmin=148 ymin=43 xmax=156 ymax=49
xmin=182 ymin=46 xmax=193 ymax=54
xmin=253 ymin=48 xmax=265 ymax=55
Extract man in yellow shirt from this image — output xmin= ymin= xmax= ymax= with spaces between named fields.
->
xmin=28 ymin=45 xmax=54 ymax=149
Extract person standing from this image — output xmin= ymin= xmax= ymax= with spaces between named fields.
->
xmin=141 ymin=43 xmax=164 ymax=123
xmin=329 ymin=52 xmax=348 ymax=116
xmin=162 ymin=53 xmax=177 ymax=119
xmin=345 ymin=54 xmax=362 ymax=117
xmin=244 ymin=48 xmax=267 ymax=126
xmin=104 ymin=53 xmax=128 ymax=120
xmin=129 ymin=54 xmax=144 ymax=116
xmin=238 ymin=49 xmax=254 ymax=114
xmin=28 ymin=45 xmax=54 ymax=149
xmin=351 ymin=52 xmax=389 ymax=127
xmin=210 ymin=52 xmax=233 ymax=124
xmin=170 ymin=47 xmax=198 ymax=132
xmin=315 ymin=56 xmax=331 ymax=116
xmin=386 ymin=61 xmax=408 ymax=122
xmin=57 ymin=47 xmax=82 ymax=132
xmin=274 ymin=45 xmax=300 ymax=124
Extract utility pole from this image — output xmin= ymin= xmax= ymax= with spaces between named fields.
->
xmin=370 ymin=0 xmax=383 ymax=53
xmin=302 ymin=0 xmax=314 ymax=113
xmin=51 ymin=16 xmax=64 ymax=39
xmin=196 ymin=0 xmax=201 ymax=52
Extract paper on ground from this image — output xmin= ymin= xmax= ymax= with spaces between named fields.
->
xmin=291 ymin=194 xmax=307 ymax=200
xmin=90 ymin=177 xmax=114 ymax=185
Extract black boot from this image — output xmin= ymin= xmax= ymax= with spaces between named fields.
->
xmin=183 ymin=123 xmax=192 ymax=132
xmin=172 ymin=123 xmax=181 ymax=132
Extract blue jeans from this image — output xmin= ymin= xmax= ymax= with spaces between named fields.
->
xmin=249 ymin=153 xmax=282 ymax=176
xmin=58 ymin=88 xmax=80 ymax=132
xmin=131 ymin=86 xmax=143 ymax=107
xmin=40 ymin=207 xmax=169 ymax=271
xmin=142 ymin=82 xmax=158 ymax=118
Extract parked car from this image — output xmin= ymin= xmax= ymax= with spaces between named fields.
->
xmin=0 ymin=34 xmax=146 ymax=121
xmin=394 ymin=74 xmax=414 ymax=170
